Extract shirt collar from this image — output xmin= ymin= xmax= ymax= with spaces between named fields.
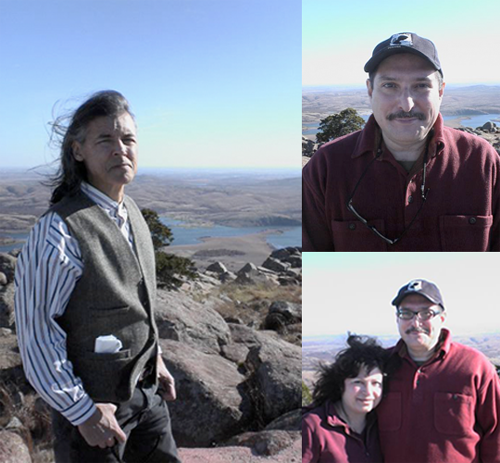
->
xmin=352 ymin=113 xmax=446 ymax=161
xmin=80 ymin=182 xmax=124 ymax=217
xmin=324 ymin=400 xmax=376 ymax=433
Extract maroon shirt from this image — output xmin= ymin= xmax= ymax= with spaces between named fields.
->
xmin=303 ymin=114 xmax=500 ymax=251
xmin=377 ymin=329 xmax=500 ymax=463
xmin=302 ymin=400 xmax=383 ymax=463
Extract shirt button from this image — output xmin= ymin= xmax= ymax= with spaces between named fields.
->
xmin=408 ymin=195 xmax=413 ymax=204
xmin=469 ymin=217 xmax=477 ymax=224
xmin=349 ymin=223 xmax=356 ymax=230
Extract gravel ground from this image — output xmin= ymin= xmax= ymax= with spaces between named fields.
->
xmin=178 ymin=439 xmax=301 ymax=463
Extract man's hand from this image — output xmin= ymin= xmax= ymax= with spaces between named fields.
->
xmin=77 ymin=403 xmax=127 ymax=449
xmin=157 ymin=354 xmax=176 ymax=401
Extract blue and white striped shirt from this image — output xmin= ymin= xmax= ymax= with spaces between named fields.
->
xmin=14 ymin=182 xmax=135 ymax=426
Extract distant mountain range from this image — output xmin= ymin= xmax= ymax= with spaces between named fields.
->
xmin=303 ymin=84 xmax=500 ymax=121
xmin=303 ymin=332 xmax=500 ymax=387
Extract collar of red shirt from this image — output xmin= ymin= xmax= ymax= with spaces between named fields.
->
xmin=352 ymin=113 xmax=446 ymax=162
xmin=324 ymin=400 xmax=377 ymax=435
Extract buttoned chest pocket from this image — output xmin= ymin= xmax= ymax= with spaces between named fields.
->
xmin=434 ymin=392 xmax=474 ymax=436
xmin=377 ymin=392 xmax=402 ymax=432
xmin=439 ymin=215 xmax=493 ymax=251
xmin=331 ymin=219 xmax=389 ymax=251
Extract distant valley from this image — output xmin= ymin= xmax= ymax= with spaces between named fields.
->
xmin=303 ymin=332 xmax=500 ymax=388
xmin=303 ymin=84 xmax=500 ymax=124
xmin=0 ymin=169 xmax=301 ymax=250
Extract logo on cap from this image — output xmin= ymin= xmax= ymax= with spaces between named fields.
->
xmin=408 ymin=280 xmax=422 ymax=291
xmin=390 ymin=33 xmax=412 ymax=48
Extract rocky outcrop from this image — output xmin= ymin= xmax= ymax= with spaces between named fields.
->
xmin=264 ymin=301 xmax=302 ymax=331
xmin=456 ymin=121 xmax=500 ymax=154
xmin=0 ymin=247 xmax=302 ymax=461
xmin=244 ymin=336 xmax=301 ymax=423
xmin=302 ymin=136 xmax=320 ymax=157
xmin=155 ymin=290 xmax=231 ymax=354
xmin=160 ymin=339 xmax=252 ymax=446
xmin=0 ymin=252 xmax=16 ymax=328
xmin=0 ymin=431 xmax=32 ymax=463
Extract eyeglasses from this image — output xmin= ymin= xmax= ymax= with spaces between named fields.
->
xmin=346 ymin=135 xmax=432 ymax=246
xmin=396 ymin=308 xmax=442 ymax=321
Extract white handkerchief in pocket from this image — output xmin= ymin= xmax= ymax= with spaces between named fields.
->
xmin=95 ymin=335 xmax=123 ymax=353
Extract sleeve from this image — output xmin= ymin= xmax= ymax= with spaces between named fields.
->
xmin=490 ymin=150 xmax=500 ymax=252
xmin=476 ymin=360 xmax=500 ymax=462
xmin=302 ymin=155 xmax=335 ymax=252
xmin=302 ymin=413 xmax=320 ymax=463
xmin=14 ymin=212 xmax=97 ymax=426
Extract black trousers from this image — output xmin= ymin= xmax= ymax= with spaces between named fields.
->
xmin=52 ymin=382 xmax=181 ymax=463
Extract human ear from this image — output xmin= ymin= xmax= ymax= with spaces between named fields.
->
xmin=72 ymin=141 xmax=84 ymax=161
xmin=366 ymin=79 xmax=373 ymax=98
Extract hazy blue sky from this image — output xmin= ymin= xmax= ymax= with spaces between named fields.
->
xmin=303 ymin=253 xmax=499 ymax=337
xmin=0 ymin=0 xmax=300 ymax=169
xmin=303 ymin=0 xmax=500 ymax=86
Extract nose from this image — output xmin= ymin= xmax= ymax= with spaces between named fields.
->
xmin=398 ymin=88 xmax=415 ymax=113
xmin=410 ymin=314 xmax=421 ymax=325
xmin=112 ymin=140 xmax=128 ymax=156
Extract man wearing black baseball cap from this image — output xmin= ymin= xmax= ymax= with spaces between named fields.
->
xmin=303 ymin=32 xmax=500 ymax=252
xmin=376 ymin=279 xmax=500 ymax=462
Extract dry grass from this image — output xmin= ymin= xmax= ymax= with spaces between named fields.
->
xmin=207 ymin=281 xmax=302 ymax=346
xmin=0 ymin=377 xmax=54 ymax=463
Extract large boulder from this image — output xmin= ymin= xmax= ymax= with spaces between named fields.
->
xmin=224 ymin=430 xmax=300 ymax=456
xmin=0 ymin=431 xmax=31 ymax=463
xmin=264 ymin=408 xmax=301 ymax=431
xmin=0 ymin=284 xmax=15 ymax=329
xmin=482 ymin=121 xmax=496 ymax=132
xmin=243 ymin=334 xmax=301 ymax=423
xmin=160 ymin=339 xmax=252 ymax=447
xmin=155 ymin=289 xmax=230 ymax=354
xmin=264 ymin=301 xmax=302 ymax=331
xmin=261 ymin=257 xmax=290 ymax=273
xmin=269 ymin=247 xmax=302 ymax=268
xmin=0 ymin=253 xmax=17 ymax=284
xmin=224 ymin=324 xmax=301 ymax=423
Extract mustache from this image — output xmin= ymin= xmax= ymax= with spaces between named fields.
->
xmin=387 ymin=111 xmax=425 ymax=121
xmin=406 ymin=327 xmax=429 ymax=335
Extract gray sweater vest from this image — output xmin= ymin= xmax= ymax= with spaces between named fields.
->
xmin=51 ymin=191 xmax=158 ymax=403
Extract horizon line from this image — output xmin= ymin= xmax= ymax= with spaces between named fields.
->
xmin=303 ymin=82 xmax=500 ymax=89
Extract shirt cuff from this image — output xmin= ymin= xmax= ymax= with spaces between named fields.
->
xmin=62 ymin=394 xmax=97 ymax=426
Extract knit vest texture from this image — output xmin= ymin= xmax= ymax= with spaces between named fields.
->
xmin=50 ymin=191 xmax=158 ymax=403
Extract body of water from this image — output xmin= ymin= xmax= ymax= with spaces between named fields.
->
xmin=0 ymin=232 xmax=29 ymax=253
xmin=442 ymin=113 xmax=500 ymax=128
xmin=161 ymin=218 xmax=301 ymax=249
xmin=0 ymin=222 xmax=301 ymax=254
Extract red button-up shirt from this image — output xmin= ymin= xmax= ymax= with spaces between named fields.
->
xmin=303 ymin=114 xmax=500 ymax=251
xmin=377 ymin=329 xmax=500 ymax=463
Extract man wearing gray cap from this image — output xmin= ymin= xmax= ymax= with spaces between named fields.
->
xmin=303 ymin=32 xmax=500 ymax=252
xmin=376 ymin=279 xmax=500 ymax=462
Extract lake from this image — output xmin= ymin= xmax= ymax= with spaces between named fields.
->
xmin=0 ymin=222 xmax=301 ymax=254
xmin=161 ymin=218 xmax=301 ymax=249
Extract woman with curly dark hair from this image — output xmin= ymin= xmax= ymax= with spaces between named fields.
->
xmin=302 ymin=334 xmax=390 ymax=463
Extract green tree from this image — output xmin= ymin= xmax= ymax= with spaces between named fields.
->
xmin=141 ymin=208 xmax=197 ymax=289
xmin=141 ymin=208 xmax=174 ymax=250
xmin=302 ymin=381 xmax=312 ymax=407
xmin=316 ymin=107 xmax=365 ymax=144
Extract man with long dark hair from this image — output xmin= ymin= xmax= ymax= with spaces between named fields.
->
xmin=14 ymin=91 xmax=181 ymax=462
